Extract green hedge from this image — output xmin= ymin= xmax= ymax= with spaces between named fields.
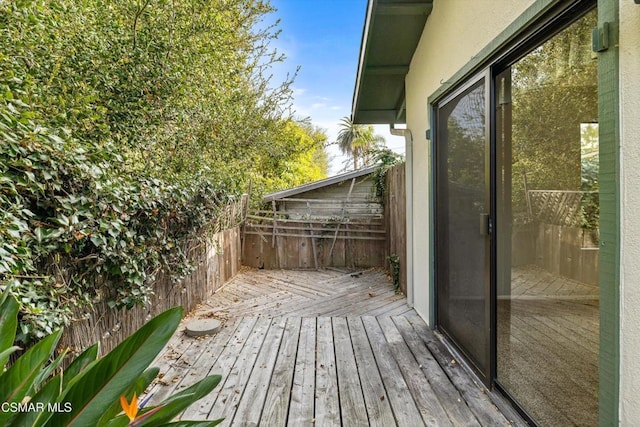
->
xmin=1 ymin=97 xmax=230 ymax=344
xmin=0 ymin=0 xmax=327 ymax=345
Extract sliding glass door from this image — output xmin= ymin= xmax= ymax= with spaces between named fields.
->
xmin=434 ymin=6 xmax=599 ymax=425
xmin=495 ymin=9 xmax=599 ymax=426
xmin=435 ymin=75 xmax=491 ymax=382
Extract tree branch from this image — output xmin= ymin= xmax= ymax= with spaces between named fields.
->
xmin=132 ymin=0 xmax=151 ymax=51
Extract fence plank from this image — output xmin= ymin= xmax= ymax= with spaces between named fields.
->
xmin=385 ymin=164 xmax=407 ymax=293
xmin=243 ymin=164 xmax=407 ymax=275
xmin=60 ymin=215 xmax=244 ymax=358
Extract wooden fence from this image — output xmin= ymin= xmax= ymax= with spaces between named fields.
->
xmin=242 ymin=163 xmax=408 ymax=294
xmin=59 ymin=196 xmax=247 ymax=357
xmin=242 ymin=206 xmax=386 ymax=269
xmin=385 ymin=164 xmax=407 ymax=294
xmin=527 ymin=190 xmax=598 ymax=227
xmin=513 ymin=189 xmax=599 ymax=285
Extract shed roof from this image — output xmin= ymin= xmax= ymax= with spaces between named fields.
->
xmin=263 ymin=166 xmax=378 ymax=202
xmin=351 ymin=0 xmax=432 ymax=125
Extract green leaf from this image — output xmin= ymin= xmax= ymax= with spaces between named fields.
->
xmin=0 ymin=283 xmax=12 ymax=304
xmin=0 ymin=346 xmax=21 ymax=367
xmin=103 ymin=405 xmax=166 ymax=427
xmin=11 ymin=374 xmax=62 ymax=427
xmin=135 ymin=374 xmax=222 ymax=426
xmin=49 ymin=307 xmax=183 ymax=427
xmin=100 ymin=415 xmax=130 ymax=427
xmin=62 ymin=343 xmax=99 ymax=389
xmin=0 ymin=329 xmax=63 ymax=426
xmin=98 ymin=367 xmax=160 ymax=425
xmin=0 ymin=292 xmax=19 ymax=367
xmin=34 ymin=226 xmax=44 ymax=243
xmin=33 ymin=347 xmax=67 ymax=393
xmin=55 ymin=215 xmax=70 ymax=227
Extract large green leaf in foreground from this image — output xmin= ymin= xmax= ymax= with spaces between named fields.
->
xmin=0 ymin=289 xmax=19 ymax=369
xmin=0 ymin=329 xmax=62 ymax=426
xmin=48 ymin=307 xmax=183 ymax=427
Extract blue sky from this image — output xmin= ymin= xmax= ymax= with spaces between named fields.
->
xmin=267 ymin=0 xmax=404 ymax=174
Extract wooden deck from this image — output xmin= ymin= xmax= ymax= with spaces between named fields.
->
xmin=145 ymin=268 xmax=524 ymax=426
xmin=498 ymin=266 xmax=599 ymax=426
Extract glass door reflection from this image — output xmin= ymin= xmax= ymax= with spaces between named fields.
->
xmin=495 ymin=9 xmax=599 ymax=426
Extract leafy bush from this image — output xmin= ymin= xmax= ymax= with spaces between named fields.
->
xmin=0 ymin=94 xmax=231 ymax=344
xmin=0 ymin=287 xmax=222 ymax=427
xmin=0 ymin=0 xmax=328 ymax=345
xmin=370 ymin=149 xmax=404 ymax=204
xmin=0 ymin=0 xmax=307 ymax=189
xmin=386 ymin=254 xmax=401 ymax=290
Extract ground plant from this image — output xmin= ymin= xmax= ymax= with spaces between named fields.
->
xmin=0 ymin=287 xmax=222 ymax=426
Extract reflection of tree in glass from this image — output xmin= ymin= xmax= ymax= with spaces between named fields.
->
xmin=511 ymin=9 xmax=598 ymax=214
xmin=446 ymin=85 xmax=485 ymax=189
xmin=580 ymin=123 xmax=599 ymax=191
xmin=580 ymin=123 xmax=599 ymax=235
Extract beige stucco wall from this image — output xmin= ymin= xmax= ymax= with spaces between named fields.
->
xmin=619 ymin=1 xmax=640 ymax=424
xmin=404 ymin=0 xmax=534 ymax=323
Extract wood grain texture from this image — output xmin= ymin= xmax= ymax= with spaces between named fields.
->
xmin=146 ymin=269 xmax=525 ymax=426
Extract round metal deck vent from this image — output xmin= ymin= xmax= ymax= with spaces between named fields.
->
xmin=184 ymin=318 xmax=221 ymax=337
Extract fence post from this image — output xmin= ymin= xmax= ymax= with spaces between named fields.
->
xmin=240 ymin=193 xmax=249 ymax=257
xmin=271 ymin=200 xmax=277 ymax=248
xmin=328 ymin=177 xmax=356 ymax=260
xmin=306 ymin=201 xmax=319 ymax=269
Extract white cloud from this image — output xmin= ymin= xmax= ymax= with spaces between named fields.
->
xmin=292 ymin=87 xmax=307 ymax=96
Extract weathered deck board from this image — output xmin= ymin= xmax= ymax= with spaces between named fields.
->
xmin=404 ymin=313 xmax=515 ymax=427
xmin=197 ymin=268 xmax=406 ymax=319
xmin=361 ymin=316 xmax=429 ymax=426
xmin=146 ymin=317 xmax=242 ymax=404
xmin=376 ymin=316 xmax=453 ymax=426
xmin=146 ymin=268 xmax=524 ymax=426
xmin=346 ymin=317 xmax=396 ymax=427
xmin=259 ymin=317 xmax=301 ymax=427
xmin=392 ymin=316 xmax=479 ymax=426
xmin=315 ymin=317 xmax=341 ymax=426
xmin=217 ymin=317 xmax=287 ymax=426
xmin=287 ymin=317 xmax=316 ymax=426
xmin=333 ymin=317 xmax=369 ymax=427
xmin=206 ymin=317 xmax=273 ymax=423
xmin=185 ymin=317 xmax=259 ymax=420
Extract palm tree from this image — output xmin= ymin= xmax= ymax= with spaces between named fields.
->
xmin=335 ymin=117 xmax=385 ymax=170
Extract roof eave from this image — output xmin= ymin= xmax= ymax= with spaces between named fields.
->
xmin=264 ymin=166 xmax=378 ymax=202
xmin=351 ymin=0 xmax=432 ymax=125
xmin=351 ymin=0 xmax=376 ymax=124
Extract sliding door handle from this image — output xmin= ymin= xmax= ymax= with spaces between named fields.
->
xmin=479 ymin=213 xmax=491 ymax=235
